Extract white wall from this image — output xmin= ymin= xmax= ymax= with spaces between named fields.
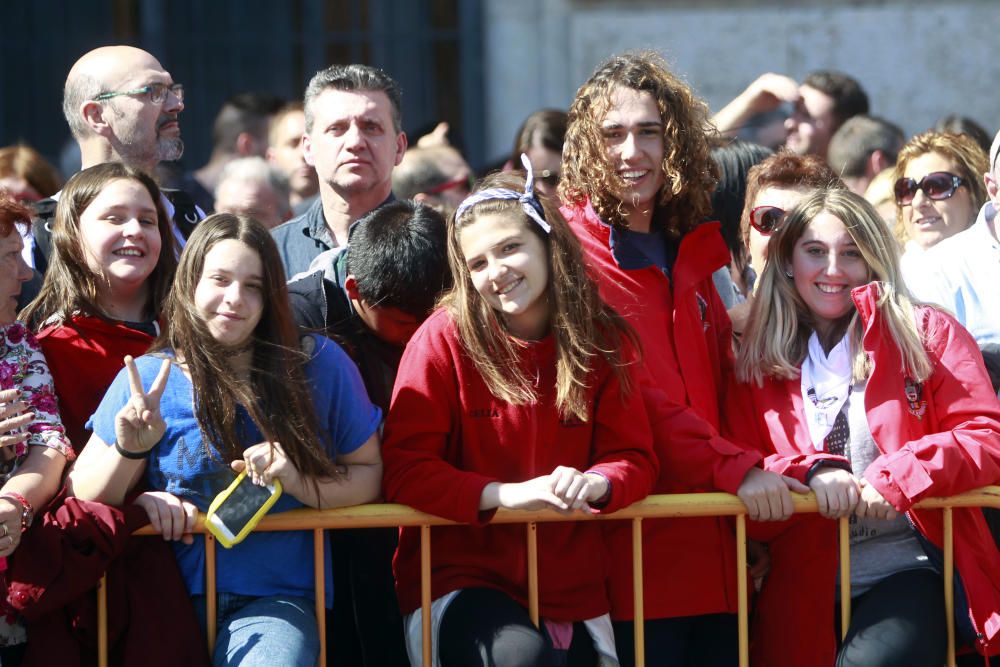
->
xmin=483 ymin=0 xmax=1000 ymax=163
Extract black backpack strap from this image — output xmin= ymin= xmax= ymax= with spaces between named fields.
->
xmin=163 ymin=188 xmax=202 ymax=240
xmin=30 ymin=198 xmax=58 ymax=275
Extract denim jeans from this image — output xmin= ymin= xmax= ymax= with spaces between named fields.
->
xmin=192 ymin=593 xmax=319 ymax=667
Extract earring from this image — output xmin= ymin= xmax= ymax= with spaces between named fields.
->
xmin=784 ymin=268 xmax=793 ymax=278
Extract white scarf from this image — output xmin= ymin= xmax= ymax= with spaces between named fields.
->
xmin=800 ymin=332 xmax=852 ymax=450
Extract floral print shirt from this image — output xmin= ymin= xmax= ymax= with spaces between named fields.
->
xmin=0 ymin=322 xmax=73 ymax=479
xmin=0 ymin=322 xmax=73 ymax=645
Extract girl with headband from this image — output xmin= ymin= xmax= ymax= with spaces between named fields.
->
xmin=382 ymin=157 xmax=657 ymax=666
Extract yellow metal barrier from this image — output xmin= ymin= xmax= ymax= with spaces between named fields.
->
xmin=99 ymin=486 xmax=1000 ymax=667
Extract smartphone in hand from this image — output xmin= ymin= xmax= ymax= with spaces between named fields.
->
xmin=205 ymin=471 xmax=282 ymax=548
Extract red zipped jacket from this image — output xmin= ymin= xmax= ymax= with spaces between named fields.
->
xmin=382 ymin=309 xmax=657 ymax=620
xmin=562 ymin=200 xmax=761 ymax=620
xmin=737 ymin=283 xmax=1000 ymax=661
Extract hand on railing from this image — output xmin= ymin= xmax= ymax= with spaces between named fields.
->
xmin=808 ymin=467 xmax=860 ymax=519
xmin=737 ymin=468 xmax=809 ymax=521
xmin=480 ymin=467 xmax=607 ymax=513
xmin=134 ymin=490 xmax=198 ymax=544
xmin=856 ymin=478 xmax=898 ymax=520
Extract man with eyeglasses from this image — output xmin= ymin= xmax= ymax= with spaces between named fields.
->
xmin=24 ymin=45 xmax=203 ymax=292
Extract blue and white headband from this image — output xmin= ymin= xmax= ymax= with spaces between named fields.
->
xmin=454 ymin=153 xmax=551 ymax=233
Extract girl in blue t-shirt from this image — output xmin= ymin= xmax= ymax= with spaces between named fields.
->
xmin=68 ymin=213 xmax=383 ymax=667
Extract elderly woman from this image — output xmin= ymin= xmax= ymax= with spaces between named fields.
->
xmin=0 ymin=193 xmax=72 ymax=662
xmin=893 ymin=132 xmax=988 ymax=281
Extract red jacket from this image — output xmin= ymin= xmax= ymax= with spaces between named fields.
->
xmin=562 ymin=200 xmax=760 ymax=620
xmin=36 ymin=316 xmax=154 ymax=454
xmin=382 ymin=309 xmax=657 ymax=621
xmin=738 ymin=283 xmax=1000 ymax=659
xmin=9 ymin=494 xmax=208 ymax=667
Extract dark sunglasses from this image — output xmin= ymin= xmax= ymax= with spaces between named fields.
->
xmin=893 ymin=171 xmax=966 ymax=206
xmin=749 ymin=205 xmax=786 ymax=235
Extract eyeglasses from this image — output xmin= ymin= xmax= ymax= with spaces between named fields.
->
xmin=893 ymin=171 xmax=965 ymax=206
xmin=93 ymin=82 xmax=184 ymax=105
xmin=749 ymin=205 xmax=787 ymax=235
xmin=427 ymin=174 xmax=475 ymax=196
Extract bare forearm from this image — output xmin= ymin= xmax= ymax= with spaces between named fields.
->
xmin=2 ymin=447 xmax=67 ymax=511
xmin=282 ymin=461 xmax=383 ymax=509
xmin=66 ymin=438 xmax=146 ymax=505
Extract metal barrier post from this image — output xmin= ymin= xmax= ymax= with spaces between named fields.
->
xmin=314 ymin=529 xmax=326 ymax=667
xmin=421 ymin=524 xmax=432 ymax=666
xmin=205 ymin=533 xmax=217 ymax=653
xmin=527 ymin=522 xmax=539 ymax=627
xmin=632 ymin=517 xmax=644 ymax=667
xmin=736 ymin=514 xmax=749 ymax=667
xmin=839 ymin=516 xmax=851 ymax=639
xmin=944 ymin=508 xmax=955 ymax=667
xmin=98 ymin=575 xmax=108 ymax=667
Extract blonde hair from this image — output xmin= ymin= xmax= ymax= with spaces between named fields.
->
xmin=892 ymin=132 xmax=988 ymax=244
xmin=737 ymin=188 xmax=932 ymax=385
xmin=445 ymin=172 xmax=639 ymax=422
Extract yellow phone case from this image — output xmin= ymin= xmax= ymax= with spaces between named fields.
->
xmin=204 ymin=471 xmax=282 ymax=549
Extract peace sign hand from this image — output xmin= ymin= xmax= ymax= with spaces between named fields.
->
xmin=114 ymin=356 xmax=171 ymax=457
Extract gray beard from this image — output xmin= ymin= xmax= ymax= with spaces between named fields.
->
xmin=158 ymin=137 xmax=184 ymax=162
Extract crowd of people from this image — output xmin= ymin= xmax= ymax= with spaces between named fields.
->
xmin=0 ymin=40 xmax=998 ymax=667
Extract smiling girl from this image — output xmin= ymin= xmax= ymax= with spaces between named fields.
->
xmin=736 ymin=188 xmax=1000 ymax=665
xmin=21 ymin=162 xmax=177 ymax=453
xmin=68 ymin=213 xmax=382 ymax=666
xmin=382 ymin=162 xmax=657 ymax=666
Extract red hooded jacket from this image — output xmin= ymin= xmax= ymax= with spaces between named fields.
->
xmin=736 ymin=283 xmax=1000 ymax=661
xmin=561 ymin=200 xmax=761 ymax=620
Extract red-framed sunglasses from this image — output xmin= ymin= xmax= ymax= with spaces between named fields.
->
xmin=427 ymin=174 xmax=475 ymax=195
xmin=893 ymin=171 xmax=966 ymax=206
xmin=749 ymin=205 xmax=786 ymax=235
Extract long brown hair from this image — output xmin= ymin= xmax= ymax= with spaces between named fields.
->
xmin=152 ymin=213 xmax=338 ymax=484
xmin=560 ymin=50 xmax=718 ymax=236
xmin=446 ymin=172 xmax=640 ymax=422
xmin=21 ymin=162 xmax=176 ymax=327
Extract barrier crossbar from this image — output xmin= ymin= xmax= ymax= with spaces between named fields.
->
xmin=91 ymin=486 xmax=1000 ymax=667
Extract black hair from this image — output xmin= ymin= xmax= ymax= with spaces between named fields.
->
xmin=512 ymin=109 xmax=567 ymax=164
xmin=803 ymin=71 xmax=869 ymax=125
xmin=933 ymin=114 xmax=992 ymax=155
xmin=827 ymin=115 xmax=905 ymax=178
xmin=710 ymin=138 xmax=774 ymax=260
xmin=304 ymin=64 xmax=403 ymax=133
xmin=212 ymin=92 xmax=286 ymax=154
xmin=346 ymin=200 xmax=450 ymax=316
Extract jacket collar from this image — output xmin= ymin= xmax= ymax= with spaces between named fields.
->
xmin=570 ymin=199 xmax=729 ymax=291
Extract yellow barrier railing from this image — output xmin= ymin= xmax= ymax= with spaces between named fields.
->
xmin=94 ymin=486 xmax=1000 ymax=667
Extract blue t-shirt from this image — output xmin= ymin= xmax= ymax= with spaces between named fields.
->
xmin=88 ymin=335 xmax=382 ymax=604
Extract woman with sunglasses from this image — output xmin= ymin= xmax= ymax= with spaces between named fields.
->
xmin=735 ymin=188 xmax=1000 ymax=665
xmin=729 ymin=152 xmax=843 ymax=333
xmin=894 ymin=132 xmax=987 ymax=281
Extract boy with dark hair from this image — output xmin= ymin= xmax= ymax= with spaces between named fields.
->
xmin=289 ymin=199 xmax=449 ymax=410
xmin=287 ymin=198 xmax=448 ymax=667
